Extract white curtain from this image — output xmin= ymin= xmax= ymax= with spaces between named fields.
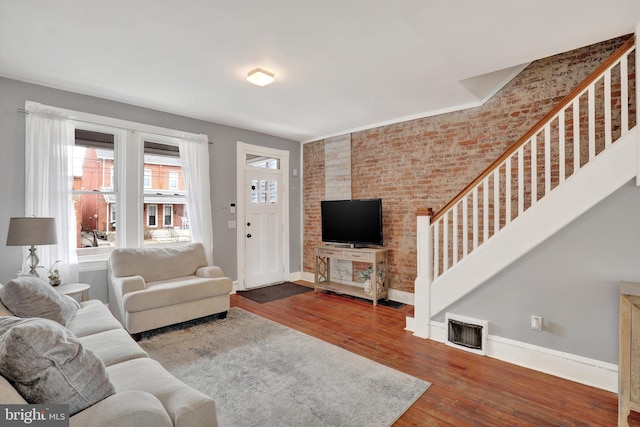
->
xmin=25 ymin=102 xmax=78 ymax=282
xmin=179 ymin=135 xmax=214 ymax=265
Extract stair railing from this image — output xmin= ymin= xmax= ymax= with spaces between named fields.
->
xmin=413 ymin=36 xmax=636 ymax=339
xmin=430 ymin=37 xmax=635 ymax=281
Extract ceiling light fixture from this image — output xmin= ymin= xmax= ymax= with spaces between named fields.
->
xmin=246 ymin=68 xmax=275 ymax=86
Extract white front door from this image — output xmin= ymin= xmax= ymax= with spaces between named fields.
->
xmin=237 ymin=143 xmax=289 ymax=289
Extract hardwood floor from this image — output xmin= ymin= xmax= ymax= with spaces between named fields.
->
xmin=232 ymin=282 xmax=640 ymax=426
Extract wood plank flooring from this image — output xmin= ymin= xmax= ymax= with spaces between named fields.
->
xmin=232 ymin=282 xmax=640 ymax=426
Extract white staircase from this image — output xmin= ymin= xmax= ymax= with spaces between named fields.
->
xmin=410 ymin=36 xmax=638 ymax=339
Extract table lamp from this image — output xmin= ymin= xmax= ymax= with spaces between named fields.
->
xmin=6 ymin=217 xmax=58 ymax=276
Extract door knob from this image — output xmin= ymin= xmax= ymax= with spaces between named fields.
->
xmin=246 ymin=233 xmax=252 ymax=238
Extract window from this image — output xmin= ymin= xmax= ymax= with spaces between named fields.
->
xmin=142 ymin=141 xmax=189 ymax=245
xmin=72 ymin=128 xmax=117 ymax=255
xmin=164 ymin=204 xmax=173 ymax=227
xmin=246 ymin=154 xmax=280 ymax=169
xmin=251 ymin=179 xmax=278 ymax=204
xmin=147 ymin=204 xmax=158 ymax=227
xmin=73 ymin=129 xmax=191 ymax=254
xmin=169 ymin=171 xmax=178 ymax=190
xmin=144 ymin=169 xmax=152 ymax=188
xmin=26 ymin=101 xmax=209 ymax=265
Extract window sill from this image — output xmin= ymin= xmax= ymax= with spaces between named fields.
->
xmin=75 ymin=255 xmax=109 ymax=272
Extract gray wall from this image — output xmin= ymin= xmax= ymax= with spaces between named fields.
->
xmin=0 ymin=77 xmax=301 ymax=299
xmin=441 ymin=180 xmax=640 ymax=363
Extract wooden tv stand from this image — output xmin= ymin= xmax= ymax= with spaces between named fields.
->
xmin=314 ymin=246 xmax=388 ymax=306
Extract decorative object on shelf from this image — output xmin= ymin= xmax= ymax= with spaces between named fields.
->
xmin=40 ymin=260 xmax=62 ymax=286
xmin=357 ymin=265 xmax=385 ymax=295
xmin=5 ymin=217 xmax=58 ymax=277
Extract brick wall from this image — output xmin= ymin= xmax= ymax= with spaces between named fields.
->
xmin=303 ymin=35 xmax=632 ymax=293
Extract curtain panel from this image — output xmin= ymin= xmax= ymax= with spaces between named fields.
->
xmin=179 ymin=135 xmax=214 ymax=265
xmin=24 ymin=102 xmax=78 ymax=282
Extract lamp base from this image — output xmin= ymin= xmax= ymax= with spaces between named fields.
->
xmin=26 ymin=245 xmax=40 ymax=277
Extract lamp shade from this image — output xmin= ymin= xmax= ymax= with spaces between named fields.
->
xmin=6 ymin=217 xmax=58 ymax=246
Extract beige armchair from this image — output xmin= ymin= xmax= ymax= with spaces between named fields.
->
xmin=108 ymin=243 xmax=232 ymax=337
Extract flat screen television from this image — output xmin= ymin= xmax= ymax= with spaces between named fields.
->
xmin=321 ymin=198 xmax=383 ymax=247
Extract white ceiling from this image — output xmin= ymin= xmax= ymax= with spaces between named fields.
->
xmin=1 ymin=1 xmax=639 ymax=143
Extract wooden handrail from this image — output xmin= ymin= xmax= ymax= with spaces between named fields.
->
xmin=431 ymin=35 xmax=635 ymax=223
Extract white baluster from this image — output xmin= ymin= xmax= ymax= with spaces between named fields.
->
xmin=544 ymin=123 xmax=551 ymax=196
xmin=621 ymin=54 xmax=629 ymax=133
xmin=588 ymin=85 xmax=595 ymax=160
xmin=472 ymin=187 xmax=479 ymax=250
xmin=443 ymin=211 xmax=449 ymax=273
xmin=531 ymin=136 xmax=537 ymax=205
xmin=452 ymin=204 xmax=458 ymax=266
xmin=505 ymin=158 xmax=511 ymax=224
xmin=483 ymin=179 xmax=489 ymax=242
xmin=493 ymin=169 xmax=499 ymax=235
xmin=462 ymin=194 xmax=468 ymax=257
xmin=433 ymin=220 xmax=439 ymax=279
xmin=573 ymin=100 xmax=580 ymax=173
xmin=517 ymin=146 xmax=524 ymax=215
xmin=604 ymin=68 xmax=612 ymax=148
xmin=559 ymin=111 xmax=566 ymax=183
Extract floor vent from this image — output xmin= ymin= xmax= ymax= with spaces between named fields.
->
xmin=445 ymin=313 xmax=488 ymax=356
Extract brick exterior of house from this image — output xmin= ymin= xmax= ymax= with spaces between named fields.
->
xmin=303 ymin=35 xmax=634 ymax=293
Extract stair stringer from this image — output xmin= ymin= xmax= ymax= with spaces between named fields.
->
xmin=431 ymin=127 xmax=639 ymax=317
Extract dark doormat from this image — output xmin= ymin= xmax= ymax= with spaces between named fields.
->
xmin=237 ymin=282 xmax=313 ymax=303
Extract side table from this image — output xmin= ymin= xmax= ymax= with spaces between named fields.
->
xmin=55 ymin=282 xmax=91 ymax=302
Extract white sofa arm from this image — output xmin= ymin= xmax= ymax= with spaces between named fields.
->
xmin=113 ymin=275 xmax=146 ymax=295
xmin=70 ymin=390 xmax=172 ymax=427
xmin=195 ymin=266 xmax=225 ymax=278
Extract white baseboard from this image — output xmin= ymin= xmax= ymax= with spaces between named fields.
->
xmin=407 ymin=319 xmax=618 ymax=393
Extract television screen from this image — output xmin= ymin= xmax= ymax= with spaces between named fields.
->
xmin=321 ymin=199 xmax=383 ymax=247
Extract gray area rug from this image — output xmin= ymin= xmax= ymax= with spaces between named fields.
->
xmin=139 ymin=307 xmax=430 ymax=427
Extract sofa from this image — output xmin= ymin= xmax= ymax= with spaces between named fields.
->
xmin=108 ymin=243 xmax=233 ymax=336
xmin=0 ymin=275 xmax=218 ymax=427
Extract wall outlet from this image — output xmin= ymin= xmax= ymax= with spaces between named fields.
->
xmin=531 ymin=315 xmax=543 ymax=331
xmin=228 ymin=220 xmax=236 ymax=229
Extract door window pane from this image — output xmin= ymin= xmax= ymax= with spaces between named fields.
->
xmin=246 ymin=154 xmax=280 ymax=170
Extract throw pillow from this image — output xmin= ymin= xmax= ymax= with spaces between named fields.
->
xmin=0 ymin=316 xmax=115 ymax=415
xmin=0 ymin=274 xmax=77 ymax=325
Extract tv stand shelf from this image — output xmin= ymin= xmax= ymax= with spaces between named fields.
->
xmin=314 ymin=246 xmax=388 ymax=306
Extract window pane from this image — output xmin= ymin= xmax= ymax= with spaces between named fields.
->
xmin=246 ymin=154 xmax=279 ymax=169
xmin=73 ymin=129 xmax=116 ymax=255
xmin=143 ymin=142 xmax=190 ymax=245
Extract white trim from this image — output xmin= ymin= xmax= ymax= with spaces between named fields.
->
xmin=24 ymin=101 xmax=203 ymax=141
xmin=301 ymin=101 xmax=482 ymax=144
xmin=236 ymin=142 xmax=290 ymax=290
xmin=406 ymin=319 xmax=618 ymax=392
xmin=430 ymin=128 xmax=638 ymax=316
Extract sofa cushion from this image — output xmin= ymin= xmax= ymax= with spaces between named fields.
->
xmin=0 ymin=275 xmax=77 ymax=325
xmin=123 ymin=276 xmax=230 ymax=313
xmin=107 ymin=358 xmax=217 ymax=427
xmin=79 ymin=328 xmax=148 ymax=366
xmin=0 ymin=316 xmax=115 ymax=415
xmin=110 ymin=243 xmax=208 ymax=283
xmin=65 ymin=300 xmax=124 ymax=338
